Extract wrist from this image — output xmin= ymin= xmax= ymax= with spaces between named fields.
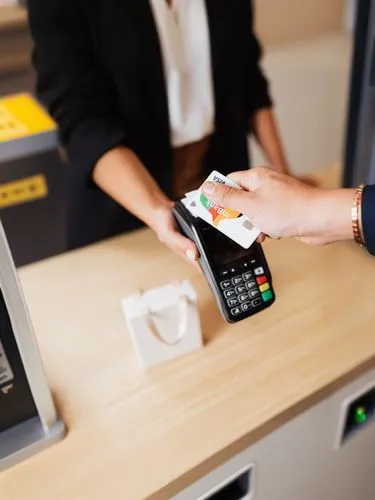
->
xmin=306 ymin=188 xmax=355 ymax=244
xmin=142 ymin=197 xmax=173 ymax=233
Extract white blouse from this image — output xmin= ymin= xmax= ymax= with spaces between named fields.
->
xmin=149 ymin=0 xmax=215 ymax=147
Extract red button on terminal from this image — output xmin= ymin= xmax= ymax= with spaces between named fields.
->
xmin=256 ymin=276 xmax=267 ymax=285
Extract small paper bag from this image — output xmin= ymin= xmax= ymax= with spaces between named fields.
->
xmin=122 ymin=280 xmax=203 ymax=370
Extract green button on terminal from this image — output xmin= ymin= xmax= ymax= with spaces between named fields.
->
xmin=262 ymin=289 xmax=273 ymax=302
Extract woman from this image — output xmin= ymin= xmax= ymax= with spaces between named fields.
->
xmin=202 ymin=167 xmax=375 ymax=255
xmin=28 ymin=0 xmax=311 ymax=261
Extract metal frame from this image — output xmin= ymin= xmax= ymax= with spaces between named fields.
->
xmin=0 ymin=221 xmax=65 ymax=471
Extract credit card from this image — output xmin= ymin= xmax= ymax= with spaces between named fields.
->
xmin=184 ymin=190 xmax=197 ymax=198
xmin=186 ymin=171 xmax=260 ymax=248
xmin=0 ymin=340 xmax=14 ymax=386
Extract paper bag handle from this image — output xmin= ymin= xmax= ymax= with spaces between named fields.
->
xmin=146 ymin=294 xmax=189 ymax=346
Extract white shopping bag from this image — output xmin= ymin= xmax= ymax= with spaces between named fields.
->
xmin=122 ymin=280 xmax=203 ymax=370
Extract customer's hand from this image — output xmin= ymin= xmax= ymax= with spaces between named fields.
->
xmin=150 ymin=202 xmax=199 ymax=265
xmin=294 ymin=173 xmax=319 ymax=188
xmin=202 ymin=167 xmax=354 ymax=246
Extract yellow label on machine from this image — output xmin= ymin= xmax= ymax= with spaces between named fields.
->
xmin=0 ymin=175 xmax=48 ymax=209
xmin=0 ymin=93 xmax=56 ymax=142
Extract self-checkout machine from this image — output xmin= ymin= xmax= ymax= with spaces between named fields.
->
xmin=0 ymin=218 xmax=65 ymax=471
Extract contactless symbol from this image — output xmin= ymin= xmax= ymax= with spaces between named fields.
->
xmin=199 ymin=193 xmax=241 ymax=226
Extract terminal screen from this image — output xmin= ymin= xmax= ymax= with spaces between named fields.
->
xmin=202 ymin=225 xmax=256 ymax=267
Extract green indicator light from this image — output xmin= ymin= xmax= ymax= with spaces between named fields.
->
xmin=354 ymin=407 xmax=367 ymax=424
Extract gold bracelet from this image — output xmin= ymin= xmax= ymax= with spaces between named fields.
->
xmin=352 ymin=184 xmax=365 ymax=247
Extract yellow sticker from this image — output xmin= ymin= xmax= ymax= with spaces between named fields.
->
xmin=0 ymin=175 xmax=48 ymax=209
xmin=0 ymin=93 xmax=56 ymax=142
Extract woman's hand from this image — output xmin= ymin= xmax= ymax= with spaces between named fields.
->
xmin=93 ymin=146 xmax=199 ymax=264
xmin=149 ymin=201 xmax=199 ymax=264
xmin=202 ymin=167 xmax=354 ymax=246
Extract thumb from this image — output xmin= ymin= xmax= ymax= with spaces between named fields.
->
xmin=202 ymin=182 xmax=254 ymax=214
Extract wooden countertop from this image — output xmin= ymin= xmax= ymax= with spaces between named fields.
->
xmin=2 ymin=166 xmax=375 ymax=500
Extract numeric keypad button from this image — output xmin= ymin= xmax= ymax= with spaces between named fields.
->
xmin=243 ymin=271 xmax=253 ymax=281
xmin=232 ymin=276 xmax=243 ymax=286
xmin=220 ymin=280 xmax=232 ymax=290
xmin=231 ymin=306 xmax=242 ymax=316
xmin=235 ymin=285 xmax=246 ymax=294
xmin=224 ymin=289 xmax=236 ymax=299
xmin=246 ymin=280 xmax=257 ymax=290
xmin=241 ymin=302 xmax=251 ymax=312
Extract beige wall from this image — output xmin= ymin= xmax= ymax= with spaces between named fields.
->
xmin=250 ymin=33 xmax=352 ymax=173
xmin=255 ymin=0 xmax=346 ymax=47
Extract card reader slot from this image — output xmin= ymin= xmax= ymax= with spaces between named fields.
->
xmin=200 ymin=466 xmax=252 ymax=500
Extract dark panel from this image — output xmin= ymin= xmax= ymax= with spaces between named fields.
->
xmin=0 ymin=150 xmax=68 ymax=267
xmin=0 ymin=288 xmax=37 ymax=433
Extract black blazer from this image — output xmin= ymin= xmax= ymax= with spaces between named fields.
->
xmin=27 ymin=0 xmax=272 ymax=249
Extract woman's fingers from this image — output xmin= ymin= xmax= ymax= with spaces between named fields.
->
xmin=256 ymin=233 xmax=266 ymax=244
xmin=158 ymin=225 xmax=198 ymax=262
xmin=202 ymin=181 xmax=256 ymax=215
xmin=227 ymin=167 xmax=270 ymax=191
xmin=170 ymin=232 xmax=198 ymax=261
xmin=153 ymin=205 xmax=200 ymax=264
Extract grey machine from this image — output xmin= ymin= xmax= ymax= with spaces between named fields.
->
xmin=174 ymin=367 xmax=375 ymax=500
xmin=0 ymin=94 xmax=67 ymax=268
xmin=0 ymin=221 xmax=65 ymax=471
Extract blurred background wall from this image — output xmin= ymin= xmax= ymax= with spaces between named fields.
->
xmin=251 ymin=0 xmax=353 ymax=173
xmin=257 ymin=0 xmax=346 ymax=46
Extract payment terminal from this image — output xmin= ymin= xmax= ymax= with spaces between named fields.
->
xmin=173 ymin=201 xmax=275 ymax=323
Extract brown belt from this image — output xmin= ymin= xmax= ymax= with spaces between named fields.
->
xmin=171 ymin=135 xmax=211 ymax=200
